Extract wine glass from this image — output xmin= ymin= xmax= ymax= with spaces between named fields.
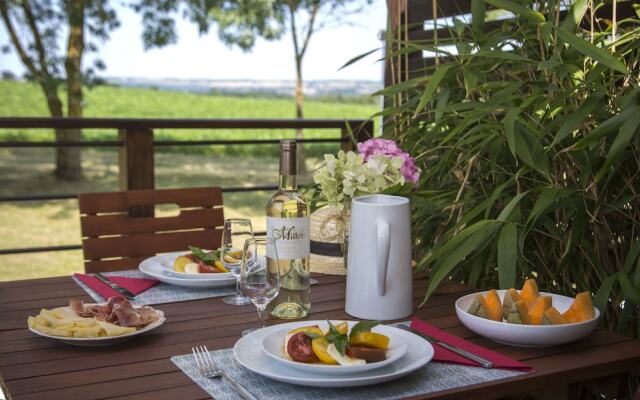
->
xmin=221 ymin=218 xmax=254 ymax=306
xmin=240 ymin=236 xmax=280 ymax=331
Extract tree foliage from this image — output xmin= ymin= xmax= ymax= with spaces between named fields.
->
xmin=381 ymin=0 xmax=640 ymax=337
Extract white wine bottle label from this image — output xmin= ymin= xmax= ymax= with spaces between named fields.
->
xmin=267 ymin=216 xmax=310 ymax=260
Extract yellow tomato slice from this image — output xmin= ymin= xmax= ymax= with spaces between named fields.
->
xmin=311 ymin=337 xmax=338 ymax=364
xmin=214 ymin=261 xmax=229 ymax=273
xmin=287 ymin=326 xmax=323 ymax=337
xmin=173 ymin=255 xmax=190 ymax=273
xmin=350 ymin=332 xmax=389 ymax=349
xmin=335 ymin=321 xmax=348 ymax=335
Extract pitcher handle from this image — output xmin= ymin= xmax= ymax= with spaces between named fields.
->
xmin=376 ymin=220 xmax=391 ymax=296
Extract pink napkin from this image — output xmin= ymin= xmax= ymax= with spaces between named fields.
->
xmin=74 ymin=273 xmax=159 ymax=301
xmin=410 ymin=317 xmax=533 ymax=372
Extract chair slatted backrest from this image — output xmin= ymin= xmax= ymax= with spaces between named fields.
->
xmin=78 ymin=187 xmax=224 ymax=273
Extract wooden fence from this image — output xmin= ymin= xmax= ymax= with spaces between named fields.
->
xmin=0 ymin=117 xmax=373 ymax=256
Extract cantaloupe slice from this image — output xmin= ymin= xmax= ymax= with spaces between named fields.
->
xmin=520 ymin=278 xmax=539 ymax=307
xmin=506 ymin=299 xmax=532 ymax=324
xmin=563 ymin=292 xmax=594 ymax=323
xmin=542 ymin=307 xmax=568 ymax=325
xmin=502 ymin=288 xmax=520 ymax=320
xmin=467 ymin=291 xmax=503 ymax=322
xmin=528 ymin=296 xmax=552 ymax=325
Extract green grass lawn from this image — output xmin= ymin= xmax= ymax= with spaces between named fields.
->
xmin=0 ymin=80 xmax=377 ymax=157
xmin=0 ymin=80 xmax=378 ymax=281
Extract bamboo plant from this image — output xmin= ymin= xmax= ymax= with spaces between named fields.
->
xmin=379 ymin=0 xmax=640 ymax=337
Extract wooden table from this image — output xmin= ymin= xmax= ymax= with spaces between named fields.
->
xmin=1 ymin=274 xmax=639 ymax=400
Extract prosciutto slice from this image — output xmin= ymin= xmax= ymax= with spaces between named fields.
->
xmin=68 ymin=297 xmax=160 ymax=328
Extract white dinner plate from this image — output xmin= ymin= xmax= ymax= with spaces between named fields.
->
xmin=234 ymin=321 xmax=434 ymax=387
xmin=28 ymin=307 xmax=166 ymax=347
xmin=139 ymin=252 xmax=236 ymax=288
xmin=261 ymin=321 xmax=408 ymax=374
xmin=456 ymin=290 xmax=600 ymax=347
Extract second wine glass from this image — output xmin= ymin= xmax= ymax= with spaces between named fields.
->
xmin=221 ymin=218 xmax=254 ymax=306
xmin=240 ymin=236 xmax=280 ymax=331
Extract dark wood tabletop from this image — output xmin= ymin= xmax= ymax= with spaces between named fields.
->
xmin=1 ymin=273 xmax=639 ymax=400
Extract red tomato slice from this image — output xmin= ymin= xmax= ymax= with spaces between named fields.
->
xmin=287 ymin=332 xmax=317 ymax=363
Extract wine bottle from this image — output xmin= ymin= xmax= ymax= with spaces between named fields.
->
xmin=266 ymin=140 xmax=310 ymax=319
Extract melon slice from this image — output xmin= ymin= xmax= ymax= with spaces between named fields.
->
xmin=506 ymin=299 xmax=532 ymax=324
xmin=528 ymin=296 xmax=552 ymax=325
xmin=502 ymin=288 xmax=521 ymax=320
xmin=542 ymin=307 xmax=568 ymax=325
xmin=520 ymin=278 xmax=539 ymax=307
xmin=467 ymin=290 xmax=503 ymax=322
xmin=563 ymin=292 xmax=594 ymax=323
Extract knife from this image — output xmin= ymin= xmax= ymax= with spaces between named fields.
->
xmin=94 ymin=273 xmax=136 ymax=300
xmin=397 ymin=324 xmax=494 ymax=368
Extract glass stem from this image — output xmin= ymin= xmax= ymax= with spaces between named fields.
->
xmin=235 ymin=276 xmax=241 ymax=295
xmin=256 ymin=304 xmax=267 ymax=329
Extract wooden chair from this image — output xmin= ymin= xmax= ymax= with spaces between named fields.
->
xmin=78 ymin=187 xmax=224 ymax=273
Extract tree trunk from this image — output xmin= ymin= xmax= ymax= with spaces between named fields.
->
xmin=57 ymin=0 xmax=85 ymax=181
xmin=294 ymin=55 xmax=308 ymax=180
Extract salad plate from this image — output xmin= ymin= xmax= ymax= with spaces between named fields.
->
xmin=233 ymin=321 xmax=434 ymax=387
xmin=261 ymin=321 xmax=408 ymax=374
xmin=139 ymin=252 xmax=235 ymax=288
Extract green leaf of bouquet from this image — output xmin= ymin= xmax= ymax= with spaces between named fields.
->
xmin=556 ymin=28 xmax=627 ymax=74
xmin=485 ymin=0 xmax=545 ymax=22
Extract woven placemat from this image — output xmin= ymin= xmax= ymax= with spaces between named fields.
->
xmin=73 ymin=269 xmax=236 ymax=306
xmin=171 ymin=348 xmax=526 ymax=400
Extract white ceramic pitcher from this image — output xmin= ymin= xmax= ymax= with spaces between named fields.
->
xmin=345 ymin=194 xmax=413 ymax=320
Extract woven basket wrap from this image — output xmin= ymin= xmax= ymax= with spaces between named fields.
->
xmin=310 ymin=206 xmax=349 ymax=275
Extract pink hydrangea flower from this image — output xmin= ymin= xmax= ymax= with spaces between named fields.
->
xmin=357 ymin=138 xmax=421 ymax=183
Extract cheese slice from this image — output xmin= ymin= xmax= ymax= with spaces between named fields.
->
xmin=326 ymin=343 xmax=365 ymax=366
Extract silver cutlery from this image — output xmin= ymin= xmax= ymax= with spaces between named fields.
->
xmin=397 ymin=324 xmax=494 ymax=368
xmin=192 ymin=345 xmax=257 ymax=400
xmin=94 ymin=273 xmax=136 ymax=300
xmin=310 ymin=278 xmax=319 ymax=286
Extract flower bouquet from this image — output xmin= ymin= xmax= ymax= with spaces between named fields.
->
xmin=309 ymin=138 xmax=420 ymax=274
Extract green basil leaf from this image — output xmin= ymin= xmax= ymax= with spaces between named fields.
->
xmin=349 ymin=320 xmax=380 ymax=340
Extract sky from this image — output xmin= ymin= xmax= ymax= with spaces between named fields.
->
xmin=0 ymin=1 xmax=387 ymax=82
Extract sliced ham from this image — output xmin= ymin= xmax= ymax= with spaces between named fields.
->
xmin=68 ymin=297 xmax=159 ymax=328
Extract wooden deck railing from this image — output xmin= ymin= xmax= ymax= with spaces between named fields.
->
xmin=0 ymin=117 xmax=373 ymax=256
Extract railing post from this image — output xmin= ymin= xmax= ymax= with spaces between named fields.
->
xmin=118 ymin=128 xmax=155 ymax=217
xmin=341 ymin=120 xmax=374 ymax=152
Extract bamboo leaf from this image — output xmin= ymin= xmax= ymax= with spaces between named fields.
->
xmin=618 ymin=273 xmax=640 ymax=304
xmin=594 ymin=274 xmax=617 ymax=313
xmin=497 ymin=223 xmax=518 ymax=289
xmin=338 ymin=48 xmax=380 ymax=71
xmin=623 ymin=239 xmax=640 ymax=274
xmin=556 ymin=28 xmax=627 ymax=74
xmin=595 ymin=110 xmax=640 ymax=181
xmin=471 ymin=0 xmax=486 ymax=34
xmin=485 ymin=0 xmax=545 ymax=22
xmin=422 ymin=221 xmax=498 ymax=303
xmin=560 ymin=0 xmax=590 ymax=32
xmin=497 ymin=191 xmax=528 ymax=222
xmin=551 ymin=93 xmax=604 ymax=147
xmin=503 ymin=108 xmax=519 ymax=157
xmin=526 ymin=187 xmax=575 ymax=225
xmin=476 ymin=50 xmax=534 ymax=62
xmin=415 ymin=64 xmax=452 ymax=115
xmin=573 ymin=105 xmax=636 ymax=149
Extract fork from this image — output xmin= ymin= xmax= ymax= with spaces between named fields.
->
xmin=192 ymin=345 xmax=258 ymax=400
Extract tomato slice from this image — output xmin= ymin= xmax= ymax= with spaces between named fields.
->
xmin=287 ymin=332 xmax=317 ymax=363
xmin=311 ymin=337 xmax=338 ymax=364
xmin=346 ymin=345 xmax=387 ymax=363
xmin=335 ymin=321 xmax=348 ymax=335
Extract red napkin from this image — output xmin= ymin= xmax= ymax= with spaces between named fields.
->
xmin=74 ymin=273 xmax=159 ymax=301
xmin=410 ymin=317 xmax=533 ymax=372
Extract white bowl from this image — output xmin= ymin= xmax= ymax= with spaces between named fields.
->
xmin=455 ymin=290 xmax=600 ymax=347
